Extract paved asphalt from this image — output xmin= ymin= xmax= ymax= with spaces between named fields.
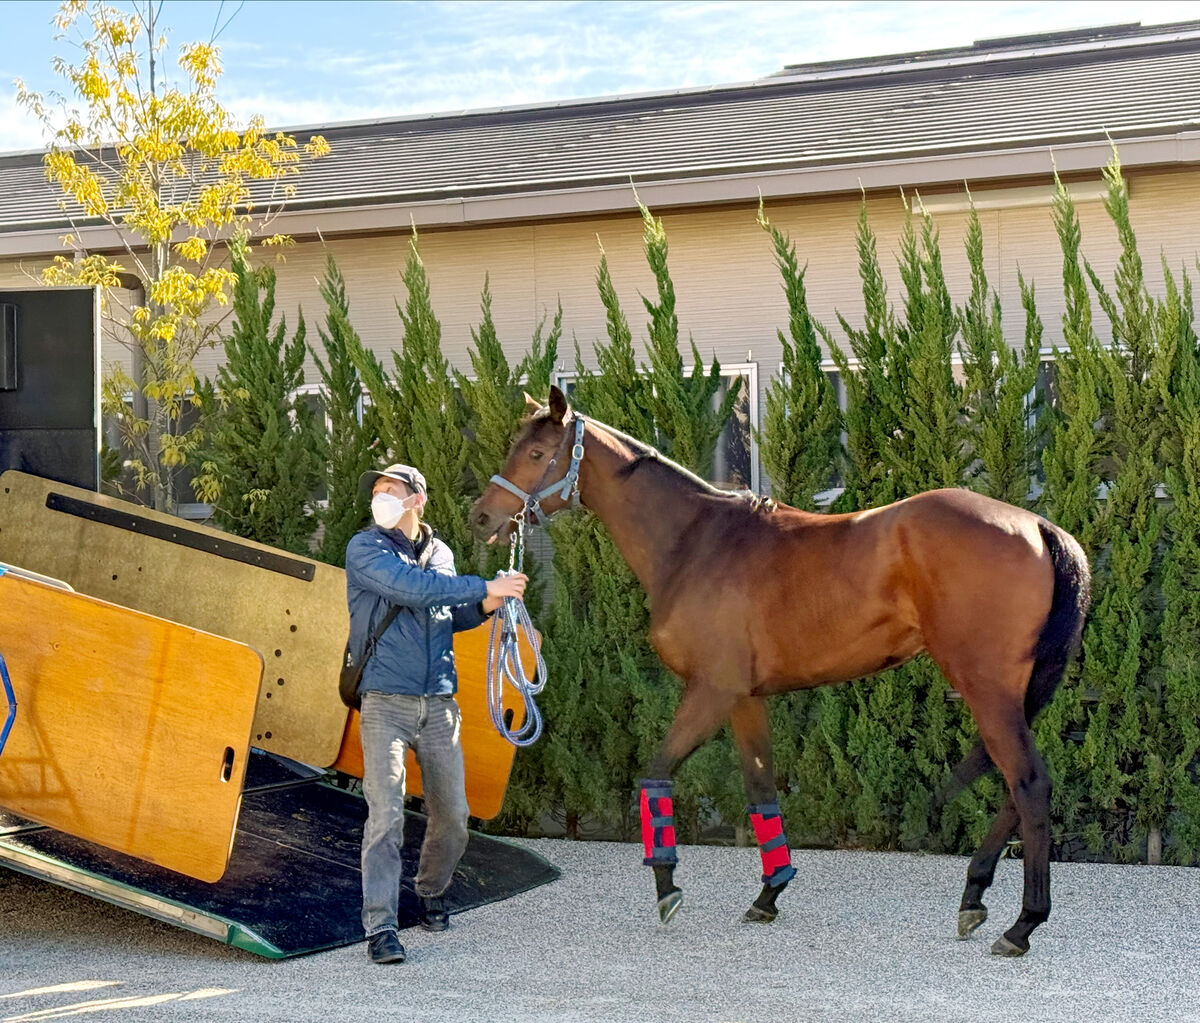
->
xmin=1 ymin=839 xmax=1198 ymax=1023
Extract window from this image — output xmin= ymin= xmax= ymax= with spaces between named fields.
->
xmin=709 ymin=363 xmax=759 ymax=492
xmin=105 ymin=391 xmax=211 ymax=519
xmin=294 ymin=381 xmax=369 ymax=429
xmin=552 ymin=363 xmax=759 ymax=491
xmin=292 ymin=383 xmax=336 ymax=507
xmin=552 ymin=372 xmax=577 ymax=403
xmin=823 ymin=368 xmax=848 ymax=413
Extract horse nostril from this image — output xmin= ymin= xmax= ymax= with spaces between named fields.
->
xmin=475 ymin=512 xmax=489 ymax=526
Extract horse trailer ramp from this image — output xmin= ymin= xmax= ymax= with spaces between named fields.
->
xmin=0 ymin=753 xmax=559 ymax=958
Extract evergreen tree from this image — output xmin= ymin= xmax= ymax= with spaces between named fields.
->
xmin=633 ymin=201 xmax=741 ymax=835
xmin=1074 ymin=155 xmax=1167 ymax=860
xmin=458 ymin=277 xmax=522 ymax=495
xmin=572 ymin=249 xmax=655 ymax=434
xmin=755 ymin=201 xmax=843 ymax=509
xmin=1039 ymin=180 xmax=1107 ymax=542
xmin=942 ymin=250 xmax=1045 ymax=849
xmin=311 ymin=252 xmax=377 ymax=566
xmin=958 ymin=205 xmax=1042 ymax=506
xmin=637 ymin=201 xmax=738 ymax=476
xmin=1032 ymin=175 xmax=1108 ymax=855
xmin=457 ymin=278 xmax=561 ymax=500
xmin=832 ymin=201 xmax=904 ymax=510
xmin=455 ymin=280 xmax=558 ymax=614
xmin=753 ymin=202 xmax=849 ymax=848
xmin=195 ymin=242 xmax=319 ymax=554
xmin=497 ymin=249 xmax=655 ymax=839
xmin=518 ymin=303 xmax=564 ymax=399
xmin=343 ymin=230 xmax=476 ymax=570
xmin=887 ymin=207 xmax=970 ymax=492
xmin=1158 ymin=266 xmax=1200 ymax=862
xmin=823 ymin=201 xmax=979 ymax=852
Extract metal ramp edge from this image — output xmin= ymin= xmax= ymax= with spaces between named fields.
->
xmin=0 ymin=835 xmax=286 ymax=957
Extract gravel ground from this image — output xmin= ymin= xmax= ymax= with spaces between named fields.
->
xmin=1 ymin=840 xmax=1198 ymax=1023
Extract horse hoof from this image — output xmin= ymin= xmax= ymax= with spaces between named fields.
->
xmin=957 ymin=907 xmax=988 ymax=939
xmin=743 ymin=904 xmax=778 ymax=924
xmin=990 ymin=934 xmax=1029 ymax=958
xmin=657 ymin=890 xmax=682 ymax=925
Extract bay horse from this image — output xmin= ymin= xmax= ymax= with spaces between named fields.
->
xmin=470 ymin=386 xmax=1090 ymax=958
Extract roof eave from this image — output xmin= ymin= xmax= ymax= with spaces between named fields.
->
xmin=2 ymin=129 xmax=1198 ymax=258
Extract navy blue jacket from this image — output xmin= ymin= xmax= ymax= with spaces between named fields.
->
xmin=345 ymin=524 xmax=489 ymax=697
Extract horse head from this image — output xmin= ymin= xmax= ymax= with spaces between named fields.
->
xmin=470 ymin=385 xmax=583 ymax=544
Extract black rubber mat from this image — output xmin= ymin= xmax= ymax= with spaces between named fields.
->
xmin=0 ymin=756 xmax=559 ymax=957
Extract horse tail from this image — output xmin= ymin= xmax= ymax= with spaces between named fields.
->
xmin=936 ymin=520 xmax=1091 ymax=807
xmin=1024 ymin=521 xmax=1090 ymax=722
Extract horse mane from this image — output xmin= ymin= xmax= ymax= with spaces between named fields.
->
xmin=579 ymin=414 xmax=777 ymax=514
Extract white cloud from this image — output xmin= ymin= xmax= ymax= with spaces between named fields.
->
xmin=0 ymin=94 xmax=49 ymax=153
xmin=235 ymin=0 xmax=1200 ymax=130
xmin=7 ymin=0 xmax=1200 ymax=150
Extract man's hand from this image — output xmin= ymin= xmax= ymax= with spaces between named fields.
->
xmin=483 ymin=572 xmax=529 ymax=612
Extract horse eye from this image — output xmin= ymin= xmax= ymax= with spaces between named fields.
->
xmin=529 ymin=449 xmax=545 ymax=462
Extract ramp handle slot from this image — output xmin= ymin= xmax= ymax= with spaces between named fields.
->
xmin=220 ymin=747 xmax=235 ymax=783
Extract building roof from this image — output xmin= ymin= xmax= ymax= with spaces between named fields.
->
xmin=3 ymin=21 xmax=1200 ymax=249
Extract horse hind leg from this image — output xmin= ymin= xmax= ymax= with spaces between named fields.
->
xmin=958 ymin=698 xmax=1053 ymax=958
xmin=956 ymin=795 xmax=1018 ymax=939
xmin=990 ymin=733 xmax=1052 ymax=957
xmin=730 ymin=696 xmax=797 ymax=924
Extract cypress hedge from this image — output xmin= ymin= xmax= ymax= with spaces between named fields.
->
xmin=199 ymin=162 xmax=1200 ymax=863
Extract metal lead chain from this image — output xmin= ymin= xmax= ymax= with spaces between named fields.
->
xmin=488 ymin=515 xmax=545 ymax=746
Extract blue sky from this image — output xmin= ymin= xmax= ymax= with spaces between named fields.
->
xmin=3 ymin=0 xmax=1199 ymax=154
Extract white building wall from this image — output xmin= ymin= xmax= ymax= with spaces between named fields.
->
xmin=3 ymin=163 xmax=1200 ymax=489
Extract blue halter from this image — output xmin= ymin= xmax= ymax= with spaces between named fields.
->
xmin=488 ymin=416 xmax=586 ymax=526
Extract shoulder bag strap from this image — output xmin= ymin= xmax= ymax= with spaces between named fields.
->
xmin=365 ymin=531 xmax=439 ymax=657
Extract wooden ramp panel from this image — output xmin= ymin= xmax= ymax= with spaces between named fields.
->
xmin=0 ymin=572 xmax=263 ymax=882
xmin=333 ymin=621 xmax=538 ymax=821
xmin=0 ymin=471 xmax=528 ymax=814
xmin=0 ymin=471 xmax=348 ymax=766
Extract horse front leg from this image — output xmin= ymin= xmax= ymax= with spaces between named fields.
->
xmin=730 ymin=695 xmax=796 ymax=924
xmin=640 ymin=684 xmax=737 ymax=924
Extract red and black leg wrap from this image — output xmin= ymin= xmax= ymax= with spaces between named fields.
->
xmin=749 ymin=801 xmax=797 ymax=887
xmin=639 ymin=778 xmax=677 ymax=866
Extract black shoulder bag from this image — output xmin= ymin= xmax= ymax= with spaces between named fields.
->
xmin=338 ymin=533 xmax=436 ymax=711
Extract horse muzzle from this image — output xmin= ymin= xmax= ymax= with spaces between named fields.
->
xmin=469 ymin=501 xmax=518 ymax=545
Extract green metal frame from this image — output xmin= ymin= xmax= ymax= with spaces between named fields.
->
xmin=0 ymin=839 xmax=286 ymax=959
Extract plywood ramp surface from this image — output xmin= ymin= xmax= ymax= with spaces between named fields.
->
xmin=0 ymin=572 xmax=263 ymax=882
xmin=333 ymin=621 xmax=538 ymax=821
xmin=0 ymin=471 xmax=348 ymax=766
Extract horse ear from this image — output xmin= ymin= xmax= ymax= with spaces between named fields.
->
xmin=548 ymin=385 xmax=569 ymax=424
xmin=523 ymin=391 xmax=542 ymax=415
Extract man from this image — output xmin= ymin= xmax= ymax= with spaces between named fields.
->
xmin=345 ymin=463 xmax=527 ymax=965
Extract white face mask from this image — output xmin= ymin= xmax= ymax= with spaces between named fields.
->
xmin=371 ymin=491 xmax=423 ymax=529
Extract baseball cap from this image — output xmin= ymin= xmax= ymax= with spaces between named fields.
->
xmin=359 ymin=463 xmax=428 ymax=500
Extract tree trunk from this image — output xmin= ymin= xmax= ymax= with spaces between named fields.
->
xmin=1147 ymin=828 xmax=1162 ymax=865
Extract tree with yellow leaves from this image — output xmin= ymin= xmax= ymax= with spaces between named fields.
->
xmin=16 ymin=0 xmax=329 ymax=511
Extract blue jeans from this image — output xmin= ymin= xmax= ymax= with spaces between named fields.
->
xmin=359 ymin=692 xmax=469 ymax=938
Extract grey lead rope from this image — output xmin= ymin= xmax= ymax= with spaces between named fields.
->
xmin=486 ymin=519 xmax=548 ymax=747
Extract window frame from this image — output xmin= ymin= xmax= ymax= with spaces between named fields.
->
xmin=552 ymin=361 xmax=760 ymax=492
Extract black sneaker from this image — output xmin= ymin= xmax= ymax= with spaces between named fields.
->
xmin=419 ymin=895 xmax=450 ymax=932
xmin=367 ymin=930 xmax=406 ymax=964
